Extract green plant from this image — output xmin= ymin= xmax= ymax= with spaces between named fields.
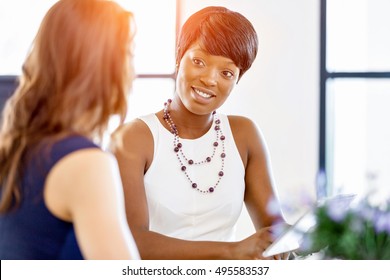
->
xmin=303 ymin=197 xmax=390 ymax=260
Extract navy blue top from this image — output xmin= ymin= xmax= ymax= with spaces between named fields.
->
xmin=0 ymin=135 xmax=99 ymax=259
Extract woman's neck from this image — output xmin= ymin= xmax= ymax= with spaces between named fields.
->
xmin=161 ymin=98 xmax=215 ymax=139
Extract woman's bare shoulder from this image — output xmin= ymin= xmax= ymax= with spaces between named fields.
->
xmin=114 ymin=118 xmax=151 ymax=137
xmin=111 ymin=117 xmax=154 ymax=155
xmin=227 ymin=115 xmax=259 ymax=134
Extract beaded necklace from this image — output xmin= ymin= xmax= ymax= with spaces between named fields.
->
xmin=163 ymin=99 xmax=226 ymax=193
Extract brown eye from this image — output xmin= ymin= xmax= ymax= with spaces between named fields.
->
xmin=193 ymin=58 xmax=205 ymax=66
xmin=222 ymin=71 xmax=234 ymax=78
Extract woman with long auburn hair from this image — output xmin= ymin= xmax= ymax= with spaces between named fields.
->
xmin=0 ymin=0 xmax=139 ymax=260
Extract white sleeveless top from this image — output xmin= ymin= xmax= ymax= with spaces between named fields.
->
xmin=139 ymin=113 xmax=245 ymax=241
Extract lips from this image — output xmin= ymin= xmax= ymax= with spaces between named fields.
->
xmin=192 ymin=87 xmax=216 ymax=99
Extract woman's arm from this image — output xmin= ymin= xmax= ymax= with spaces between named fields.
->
xmin=44 ymin=148 xmax=140 ymax=260
xmin=229 ymin=116 xmax=288 ymax=258
xmin=229 ymin=115 xmax=285 ymax=228
xmin=229 ymin=116 xmax=284 ymax=229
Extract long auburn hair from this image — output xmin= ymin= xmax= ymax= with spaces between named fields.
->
xmin=0 ymin=0 xmax=135 ymax=213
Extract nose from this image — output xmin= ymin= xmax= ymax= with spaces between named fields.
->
xmin=199 ymin=68 xmax=217 ymax=87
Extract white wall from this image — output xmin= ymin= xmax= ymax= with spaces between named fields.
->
xmin=182 ymin=0 xmax=320 ymax=239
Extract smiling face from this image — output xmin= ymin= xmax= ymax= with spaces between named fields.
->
xmin=175 ymin=43 xmax=240 ymax=115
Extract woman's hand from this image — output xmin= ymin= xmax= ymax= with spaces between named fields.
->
xmin=230 ymin=226 xmax=289 ymax=260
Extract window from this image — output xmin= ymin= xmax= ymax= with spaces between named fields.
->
xmin=0 ymin=0 xmax=58 ymax=75
xmin=320 ymin=0 xmax=390 ymax=200
xmin=0 ymin=0 xmax=178 ymax=122
xmin=116 ymin=0 xmax=178 ymax=122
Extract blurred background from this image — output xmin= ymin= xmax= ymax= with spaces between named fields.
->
xmin=1 ymin=0 xmax=389 ymax=239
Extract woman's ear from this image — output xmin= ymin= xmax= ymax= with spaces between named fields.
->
xmin=175 ymin=60 xmax=180 ymax=75
xmin=175 ymin=46 xmax=181 ymax=69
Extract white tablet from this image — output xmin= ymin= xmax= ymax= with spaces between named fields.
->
xmin=262 ymin=193 xmax=356 ymax=258
xmin=262 ymin=209 xmax=315 ymax=258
